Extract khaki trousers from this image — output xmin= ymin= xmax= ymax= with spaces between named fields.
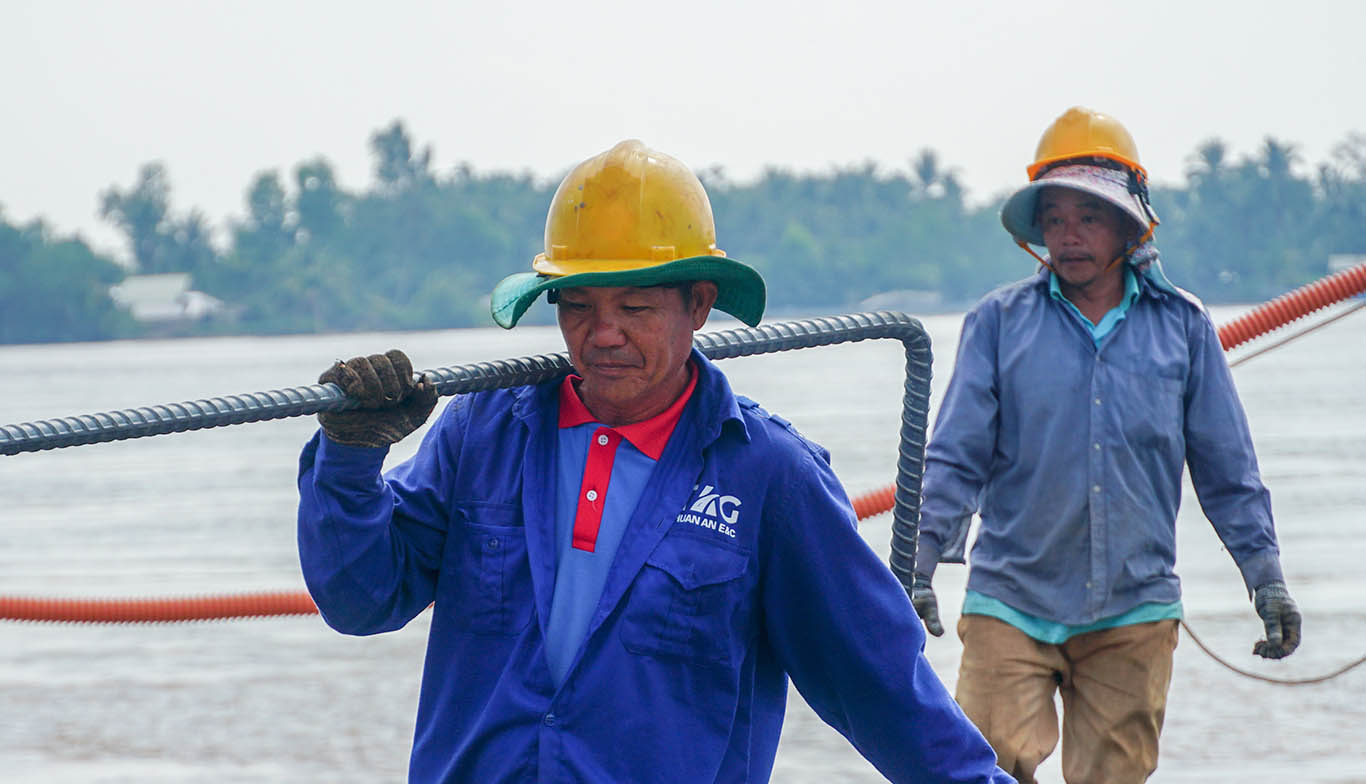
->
xmin=955 ymin=614 xmax=1179 ymax=784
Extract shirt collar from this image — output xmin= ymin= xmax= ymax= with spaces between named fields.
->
xmin=1047 ymin=265 xmax=1140 ymax=308
xmin=556 ymin=362 xmax=698 ymax=460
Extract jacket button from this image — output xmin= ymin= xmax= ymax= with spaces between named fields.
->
xmin=543 ymin=713 xmax=557 ymax=727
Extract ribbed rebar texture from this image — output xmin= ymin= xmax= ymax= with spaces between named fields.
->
xmin=693 ymin=313 xmax=934 ymax=596
xmin=1 ymin=311 xmax=933 ymax=607
xmin=0 ymin=352 xmax=580 ymax=456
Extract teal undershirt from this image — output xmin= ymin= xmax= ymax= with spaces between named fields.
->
xmin=1049 ymin=264 xmax=1141 ymax=346
xmin=963 ymin=266 xmax=1182 ymax=644
xmin=962 ymin=592 xmax=1183 ymax=644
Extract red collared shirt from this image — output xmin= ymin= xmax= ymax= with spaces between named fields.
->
xmin=556 ymin=365 xmax=697 ymax=550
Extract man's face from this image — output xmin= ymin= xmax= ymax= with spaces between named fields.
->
xmin=1038 ymin=186 xmax=1134 ymax=291
xmin=556 ymin=282 xmax=717 ymax=426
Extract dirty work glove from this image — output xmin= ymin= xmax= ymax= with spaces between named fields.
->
xmin=911 ymin=573 xmax=944 ymax=637
xmin=1252 ymin=581 xmax=1302 ymax=660
xmin=317 ymin=349 xmax=437 ymax=448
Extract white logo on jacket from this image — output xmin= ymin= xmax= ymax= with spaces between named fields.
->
xmin=677 ymin=484 xmax=741 ymax=537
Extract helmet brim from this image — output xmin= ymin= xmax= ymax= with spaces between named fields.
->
xmin=489 ymin=256 xmax=766 ymax=329
xmin=1001 ymin=164 xmax=1157 ymax=247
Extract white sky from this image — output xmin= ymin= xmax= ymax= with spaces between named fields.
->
xmin=4 ymin=0 xmax=1364 ymax=261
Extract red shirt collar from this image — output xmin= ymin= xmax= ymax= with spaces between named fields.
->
xmin=557 ymin=363 xmax=697 ymax=460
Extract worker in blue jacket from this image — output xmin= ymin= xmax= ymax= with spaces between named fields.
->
xmin=911 ymin=108 xmax=1302 ymax=783
xmin=297 ymin=140 xmax=1013 ymax=783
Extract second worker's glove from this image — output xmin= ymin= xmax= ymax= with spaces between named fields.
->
xmin=1252 ymin=581 xmax=1302 ymax=659
xmin=317 ymin=349 xmax=437 ymax=448
xmin=911 ymin=573 xmax=944 ymax=637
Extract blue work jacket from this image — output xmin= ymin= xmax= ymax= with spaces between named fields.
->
xmin=917 ymin=269 xmax=1284 ymax=625
xmin=299 ymin=349 xmax=1011 ymax=784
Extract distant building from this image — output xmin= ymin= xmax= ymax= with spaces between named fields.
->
xmin=108 ymin=273 xmax=225 ymax=323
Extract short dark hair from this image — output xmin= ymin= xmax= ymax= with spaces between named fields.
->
xmin=656 ymin=281 xmax=698 ymax=305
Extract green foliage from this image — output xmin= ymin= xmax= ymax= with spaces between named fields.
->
xmin=371 ymin=120 xmax=435 ymax=192
xmin=8 ymin=121 xmax=1365 ymax=344
xmin=99 ymin=162 xmax=221 ymax=278
xmin=191 ymin=126 xmax=550 ymax=334
xmin=707 ymin=153 xmax=1021 ymax=310
xmin=0 ymin=214 xmax=134 ymax=343
xmin=1152 ymin=135 xmax=1362 ymax=301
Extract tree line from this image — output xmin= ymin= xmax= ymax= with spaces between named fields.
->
xmin=3 ymin=121 xmax=1364 ymax=343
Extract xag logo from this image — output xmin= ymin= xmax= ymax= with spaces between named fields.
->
xmin=690 ymin=485 xmax=741 ymax=524
xmin=678 ymin=484 xmax=741 ymax=537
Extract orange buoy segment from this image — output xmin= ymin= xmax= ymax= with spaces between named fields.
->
xmin=0 ymin=591 xmax=318 ymax=624
xmin=1217 ymin=262 xmax=1366 ymax=351
xmin=852 ymin=484 xmax=897 ymax=521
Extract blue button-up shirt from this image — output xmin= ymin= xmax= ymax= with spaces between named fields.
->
xmin=917 ymin=267 xmax=1283 ymax=625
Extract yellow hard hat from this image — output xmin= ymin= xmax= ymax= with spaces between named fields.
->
xmin=1002 ymin=106 xmax=1160 ymax=251
xmin=490 ymin=140 xmax=765 ymax=329
xmin=1026 ymin=106 xmax=1147 ymax=182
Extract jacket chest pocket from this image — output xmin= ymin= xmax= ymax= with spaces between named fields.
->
xmin=440 ymin=520 xmax=534 ymax=636
xmin=620 ymin=532 xmax=752 ymax=666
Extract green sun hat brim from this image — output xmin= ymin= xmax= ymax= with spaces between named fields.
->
xmin=489 ymin=256 xmax=766 ymax=329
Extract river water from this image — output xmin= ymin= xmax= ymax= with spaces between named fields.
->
xmin=1 ymin=306 xmax=1363 ymax=783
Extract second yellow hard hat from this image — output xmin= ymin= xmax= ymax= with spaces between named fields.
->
xmin=1001 ymin=106 xmax=1160 ymax=250
xmin=1027 ymin=106 xmax=1146 ymax=182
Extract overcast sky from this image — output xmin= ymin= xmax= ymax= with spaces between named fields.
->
xmin=4 ymin=0 xmax=1363 ymax=261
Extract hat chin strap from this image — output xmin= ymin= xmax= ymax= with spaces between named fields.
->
xmin=1103 ymin=221 xmax=1157 ymax=271
xmin=1017 ymin=240 xmax=1054 ymax=272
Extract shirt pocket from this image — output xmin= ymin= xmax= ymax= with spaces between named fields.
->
xmin=1111 ymin=364 xmax=1184 ymax=453
xmin=439 ymin=512 xmax=534 ymax=636
xmin=619 ymin=532 xmax=752 ymax=667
